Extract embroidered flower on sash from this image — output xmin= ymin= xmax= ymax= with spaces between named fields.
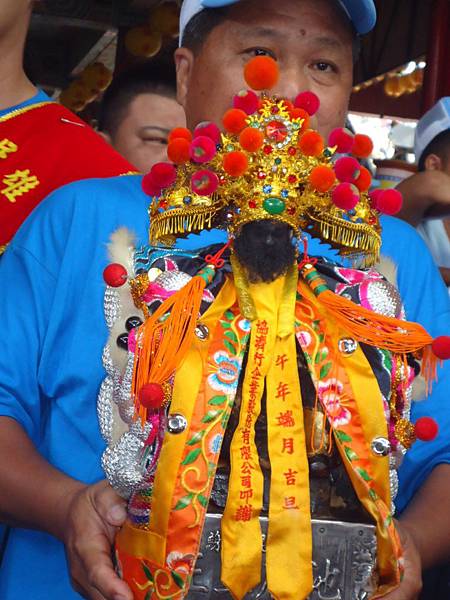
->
xmin=296 ymin=330 xmax=313 ymax=350
xmin=317 ymin=378 xmax=351 ymax=427
xmin=238 ymin=318 xmax=251 ymax=332
xmin=209 ymin=433 xmax=223 ymax=454
xmin=208 ymin=350 xmax=240 ymax=393
xmin=166 ymin=551 xmax=195 ymax=574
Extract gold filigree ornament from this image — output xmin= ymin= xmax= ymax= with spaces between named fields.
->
xmin=144 ymin=56 xmax=403 ymax=266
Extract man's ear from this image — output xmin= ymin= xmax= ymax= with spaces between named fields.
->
xmin=174 ymin=47 xmax=195 ymax=110
xmin=424 ymin=153 xmax=443 ymax=171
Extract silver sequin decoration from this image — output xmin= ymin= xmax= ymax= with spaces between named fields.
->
xmin=366 ymin=280 xmax=402 ymax=318
xmin=117 ymin=354 xmax=135 ymax=423
xmin=129 ymin=418 xmax=152 ymax=442
xmin=167 ymin=413 xmax=188 ymax=433
xmin=402 ymin=375 xmax=413 ymax=431
xmin=102 ymin=344 xmax=115 ymax=378
xmin=97 ymin=377 xmax=114 ymax=444
xmin=371 ymin=436 xmax=390 ymax=457
xmin=101 ymin=432 xmax=145 ymax=499
xmin=154 ymin=270 xmax=191 ymax=292
xmin=104 ymin=287 xmax=121 ymax=328
xmin=99 ymin=279 xmax=156 ymax=498
xmin=195 ymin=323 xmax=209 ymax=340
xmin=338 ymin=337 xmax=358 ymax=355
xmin=390 ymin=469 xmax=399 ymax=514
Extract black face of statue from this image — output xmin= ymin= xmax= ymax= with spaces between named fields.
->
xmin=233 ymin=220 xmax=297 ymax=283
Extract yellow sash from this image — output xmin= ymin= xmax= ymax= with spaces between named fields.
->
xmin=221 ymin=266 xmax=313 ymax=600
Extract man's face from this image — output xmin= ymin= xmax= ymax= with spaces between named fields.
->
xmin=175 ymin=0 xmax=354 ymax=140
xmin=111 ymin=92 xmax=186 ymax=173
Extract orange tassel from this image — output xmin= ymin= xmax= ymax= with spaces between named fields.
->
xmin=131 ymin=266 xmax=214 ymax=423
xmin=130 ymin=242 xmax=232 ymax=424
xmin=300 ymin=263 xmax=439 ymax=391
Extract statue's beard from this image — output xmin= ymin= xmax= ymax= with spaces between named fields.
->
xmin=233 ymin=220 xmax=297 ymax=283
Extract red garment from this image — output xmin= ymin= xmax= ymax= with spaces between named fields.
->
xmin=0 ymin=100 xmax=137 ymax=248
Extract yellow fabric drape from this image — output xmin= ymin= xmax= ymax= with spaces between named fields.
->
xmin=222 ymin=266 xmax=313 ymax=600
xmin=265 ymin=331 xmax=312 ymax=600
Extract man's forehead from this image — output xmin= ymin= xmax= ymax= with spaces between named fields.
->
xmin=212 ymin=1 xmax=353 ymax=46
xmin=231 ymin=22 xmax=349 ymax=46
xmin=181 ymin=0 xmax=357 ymax=48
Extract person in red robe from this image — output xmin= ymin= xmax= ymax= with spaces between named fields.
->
xmin=0 ymin=0 xmax=136 ymax=253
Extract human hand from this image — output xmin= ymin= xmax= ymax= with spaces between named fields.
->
xmin=379 ymin=521 xmax=422 ymax=600
xmin=62 ymin=479 xmax=133 ymax=600
xmin=396 ymin=170 xmax=450 ymax=225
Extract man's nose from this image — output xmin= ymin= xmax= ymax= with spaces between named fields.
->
xmin=272 ymin=66 xmax=309 ymax=101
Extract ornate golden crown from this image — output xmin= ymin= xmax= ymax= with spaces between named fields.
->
xmin=143 ymin=57 xmax=402 ymax=265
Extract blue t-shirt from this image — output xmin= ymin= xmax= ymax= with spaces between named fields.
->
xmin=0 ymin=89 xmax=51 ymax=118
xmin=0 ymin=175 xmax=449 ymax=598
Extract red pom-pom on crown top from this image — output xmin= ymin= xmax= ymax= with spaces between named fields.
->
xmin=243 ymin=55 xmax=279 ymax=90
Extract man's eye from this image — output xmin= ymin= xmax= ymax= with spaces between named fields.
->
xmin=312 ymin=61 xmax=336 ymax=73
xmin=245 ymin=47 xmax=277 ymax=60
xmin=143 ymin=137 xmax=167 ymax=145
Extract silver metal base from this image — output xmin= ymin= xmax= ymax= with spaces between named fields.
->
xmin=187 ymin=514 xmax=377 ymax=600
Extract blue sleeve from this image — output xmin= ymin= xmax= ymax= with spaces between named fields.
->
xmin=380 ymin=217 xmax=450 ymax=512
xmin=0 ymin=244 xmax=56 ymax=442
xmin=0 ymin=175 xmax=149 ymax=466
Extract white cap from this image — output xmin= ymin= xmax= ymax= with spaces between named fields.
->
xmin=179 ymin=0 xmax=376 ymax=45
xmin=414 ymin=97 xmax=450 ymax=162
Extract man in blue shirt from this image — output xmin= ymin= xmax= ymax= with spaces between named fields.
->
xmin=0 ymin=1 xmax=449 ymax=600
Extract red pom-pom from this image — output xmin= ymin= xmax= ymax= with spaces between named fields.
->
xmin=150 ymin=162 xmax=177 ymax=188
xmin=431 ymin=336 xmax=450 ymax=360
xmin=142 ymin=172 xmax=162 ymax=197
xmin=354 ymin=166 xmax=372 ymax=192
xmin=139 ymin=383 xmax=165 ymax=410
xmin=414 ymin=417 xmax=439 ymax=442
xmin=223 ymin=151 xmax=248 ymax=177
xmin=294 ymin=91 xmax=320 ymax=116
xmin=168 ymin=127 xmax=192 ymax=143
xmin=332 ymin=182 xmax=359 ymax=210
xmin=191 ymin=169 xmax=219 ymax=195
xmin=309 ymin=165 xmax=336 ymax=193
xmin=289 ymin=107 xmax=310 ymax=131
xmin=103 ymin=263 xmax=127 ymax=287
xmin=167 ymin=138 xmax=190 ymax=164
xmin=243 ymin=56 xmax=279 ymax=90
xmin=328 ymin=127 xmax=354 ymax=153
xmin=368 ymin=188 xmax=383 ymax=209
xmin=377 ymin=188 xmax=403 ymax=215
xmin=334 ymin=156 xmax=361 ymax=183
xmin=233 ymin=89 xmax=260 ymax=115
xmin=239 ymin=127 xmax=264 ymax=152
xmin=298 ymin=130 xmax=324 ymax=156
xmin=222 ymin=108 xmax=248 ymax=134
xmin=352 ymin=134 xmax=374 ymax=159
xmin=193 ymin=121 xmax=221 ymax=144
xmin=189 ymin=135 xmax=217 ymax=163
